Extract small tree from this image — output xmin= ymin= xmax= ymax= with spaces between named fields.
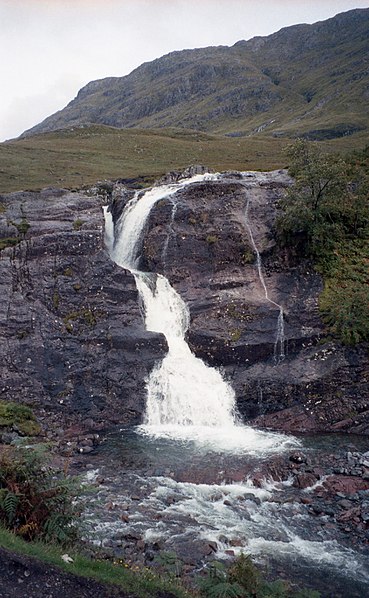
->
xmin=277 ymin=140 xmax=369 ymax=345
xmin=278 ymin=139 xmax=347 ymax=257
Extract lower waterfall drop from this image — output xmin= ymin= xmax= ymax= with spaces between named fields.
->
xmin=105 ymin=174 xmax=295 ymax=452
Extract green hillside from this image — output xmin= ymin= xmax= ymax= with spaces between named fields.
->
xmin=22 ymin=9 xmax=369 ymax=142
xmin=1 ymin=124 xmax=368 ymax=193
xmin=2 ymin=9 xmax=368 ymax=193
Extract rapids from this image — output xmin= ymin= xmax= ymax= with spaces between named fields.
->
xmin=97 ymin=172 xmax=369 ymax=597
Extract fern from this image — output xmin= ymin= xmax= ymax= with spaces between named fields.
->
xmin=0 ymin=489 xmax=19 ymax=524
xmin=0 ymin=446 xmax=81 ymax=545
xmin=200 ymin=580 xmax=245 ymax=597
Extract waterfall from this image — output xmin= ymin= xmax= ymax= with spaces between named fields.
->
xmin=161 ymin=198 xmax=177 ymax=274
xmin=104 ymin=174 xmax=296 ymax=452
xmin=244 ymin=198 xmax=285 ymax=362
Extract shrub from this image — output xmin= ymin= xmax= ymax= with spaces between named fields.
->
xmin=277 ymin=140 xmax=369 ymax=345
xmin=73 ymin=219 xmax=84 ymax=230
xmin=0 ymin=446 xmax=80 ymax=545
xmin=198 ymin=555 xmax=320 ymax=597
xmin=198 ymin=561 xmax=244 ymax=597
xmin=228 ymin=553 xmax=260 ymax=595
xmin=0 ymin=400 xmax=40 ymax=436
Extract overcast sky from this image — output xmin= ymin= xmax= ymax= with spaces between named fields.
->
xmin=1 ymin=0 xmax=368 ymax=141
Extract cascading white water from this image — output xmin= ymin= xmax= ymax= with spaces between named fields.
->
xmin=161 ymin=198 xmax=177 ymax=273
xmin=92 ymin=176 xmax=369 ymax=595
xmin=105 ymin=174 xmax=296 ymax=451
xmin=244 ymin=198 xmax=285 ymax=362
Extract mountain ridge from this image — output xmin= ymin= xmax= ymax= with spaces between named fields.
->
xmin=21 ymin=8 xmax=369 ymax=140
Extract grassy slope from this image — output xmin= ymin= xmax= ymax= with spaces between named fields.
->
xmin=0 ymin=526 xmax=190 ymax=597
xmin=1 ymin=125 xmax=368 ymax=193
xmin=21 ymin=10 xmax=369 ymax=143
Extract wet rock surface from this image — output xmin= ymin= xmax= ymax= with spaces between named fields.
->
xmin=0 ymin=187 xmax=166 ymax=433
xmin=75 ymin=430 xmax=369 ymax=597
xmin=137 ymin=170 xmax=369 ymax=435
xmin=1 ymin=170 xmax=367 ymax=436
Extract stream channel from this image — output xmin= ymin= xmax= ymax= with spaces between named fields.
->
xmin=81 ymin=173 xmax=369 ymax=597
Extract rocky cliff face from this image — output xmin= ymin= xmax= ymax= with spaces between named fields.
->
xmin=139 ymin=169 xmax=369 ymax=435
xmin=0 ymin=171 xmax=367 ymax=437
xmin=0 ymin=187 xmax=166 ymax=436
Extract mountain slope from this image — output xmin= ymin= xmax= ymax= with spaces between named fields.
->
xmin=22 ymin=9 xmax=369 ymax=140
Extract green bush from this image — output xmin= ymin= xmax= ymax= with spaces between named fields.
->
xmin=0 ymin=446 xmax=80 ymax=545
xmin=198 ymin=555 xmax=320 ymax=598
xmin=73 ymin=219 xmax=84 ymax=231
xmin=277 ymin=140 xmax=369 ymax=345
xmin=0 ymin=400 xmax=40 ymax=436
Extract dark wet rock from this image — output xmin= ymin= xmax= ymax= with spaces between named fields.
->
xmin=1 ymin=169 xmax=368 ymax=439
xmin=133 ymin=169 xmax=368 ymax=435
xmin=322 ymin=475 xmax=369 ymax=496
xmin=0 ymin=187 xmax=167 ymax=433
xmin=293 ymin=473 xmax=319 ymax=490
xmin=289 ymin=452 xmax=307 ymax=464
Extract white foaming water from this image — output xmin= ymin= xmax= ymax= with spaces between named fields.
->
xmin=97 ymin=177 xmax=369 ymax=592
xmin=104 ymin=174 xmax=296 ymax=452
xmin=82 ymin=470 xmax=369 ymax=588
xmin=161 ymin=197 xmax=177 ymax=273
xmin=244 ymin=198 xmax=285 ymax=362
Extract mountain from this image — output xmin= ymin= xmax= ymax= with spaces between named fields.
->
xmin=23 ymin=9 xmax=369 ymax=140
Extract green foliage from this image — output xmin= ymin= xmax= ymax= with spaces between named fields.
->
xmin=230 ymin=329 xmax=242 ymax=343
xmin=63 ymin=307 xmax=99 ymax=333
xmin=278 ymin=139 xmax=347 ymax=256
xmin=319 ymin=274 xmax=369 ymax=346
xmin=0 ymin=527 xmax=192 ymax=598
xmin=73 ymin=218 xmax=84 ymax=231
xmin=229 ymin=554 xmax=260 ymax=595
xmin=278 ymin=140 xmax=369 ymax=345
xmin=199 ymin=561 xmax=245 ymax=598
xmin=0 ymin=446 xmax=80 ymax=545
xmin=0 ymin=400 xmax=41 ymax=436
xmin=206 ymin=235 xmax=219 ymax=244
xmin=0 ymin=237 xmax=20 ymax=251
xmin=14 ymin=218 xmax=30 ymax=236
xmin=154 ymin=550 xmax=183 ymax=577
xmin=241 ymin=248 xmax=255 ymax=264
xmin=198 ymin=555 xmax=320 ymax=598
xmin=52 ymin=291 xmax=60 ymax=310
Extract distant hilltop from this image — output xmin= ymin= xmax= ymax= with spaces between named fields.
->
xmin=22 ymin=8 xmax=369 ymax=141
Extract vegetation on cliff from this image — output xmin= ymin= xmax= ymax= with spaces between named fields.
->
xmin=278 ymin=140 xmax=369 ymax=345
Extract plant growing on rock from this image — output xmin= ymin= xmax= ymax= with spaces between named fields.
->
xmin=198 ymin=554 xmax=320 ymax=597
xmin=0 ymin=400 xmax=40 ymax=436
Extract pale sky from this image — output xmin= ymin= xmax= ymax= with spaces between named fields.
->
xmin=1 ymin=0 xmax=368 ymax=141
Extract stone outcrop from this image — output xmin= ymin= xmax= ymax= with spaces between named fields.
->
xmin=0 ymin=170 xmax=368 ymax=436
xmin=140 ymin=170 xmax=369 ymax=434
xmin=0 ymin=187 xmax=166 ymax=434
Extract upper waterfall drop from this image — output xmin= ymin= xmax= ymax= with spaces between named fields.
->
xmin=104 ymin=173 xmax=298 ymax=452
